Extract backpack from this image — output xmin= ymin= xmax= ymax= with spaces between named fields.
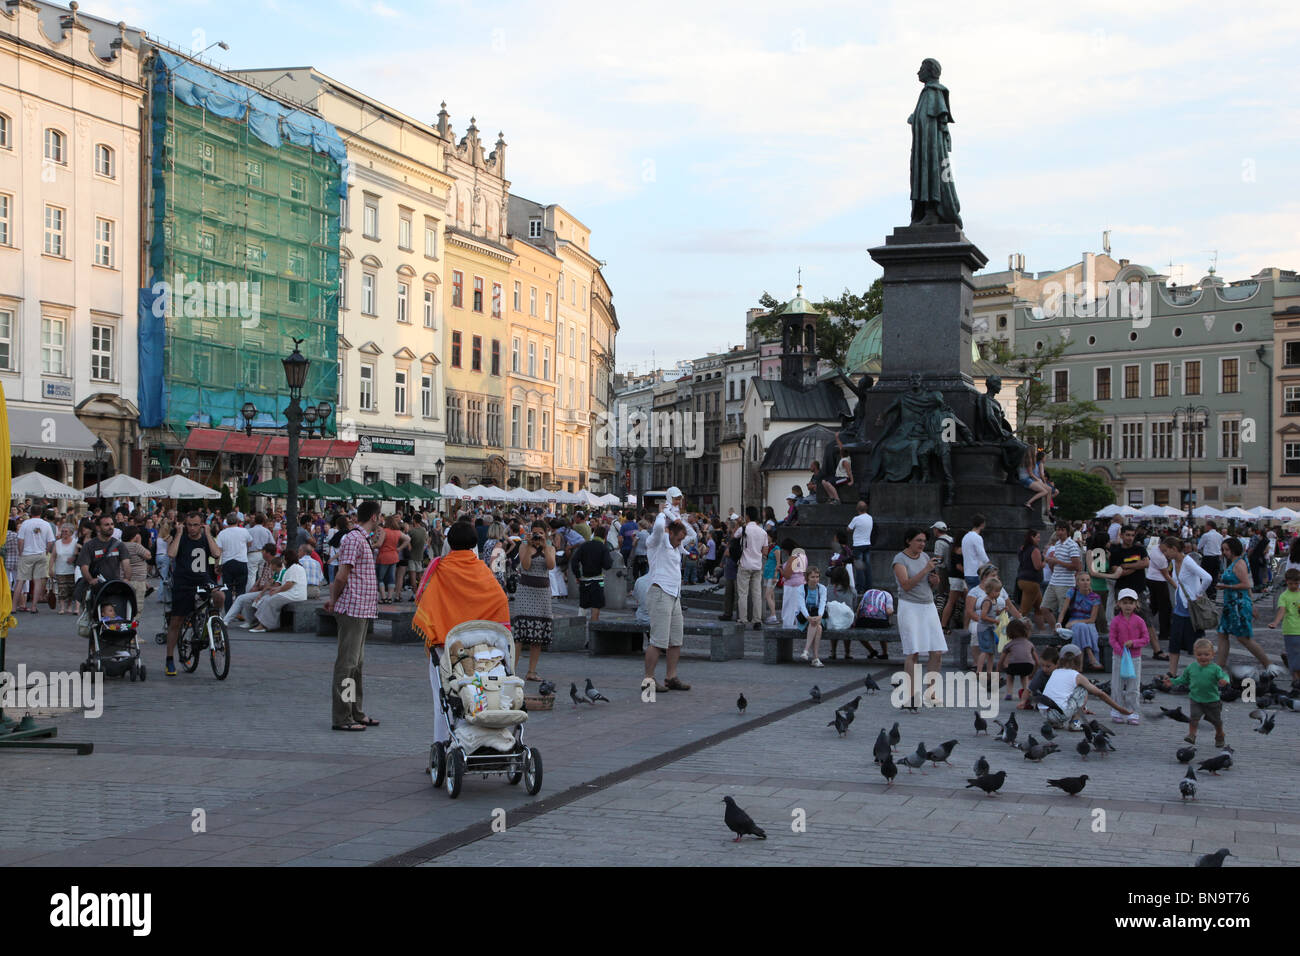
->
xmin=728 ymin=532 xmax=744 ymax=563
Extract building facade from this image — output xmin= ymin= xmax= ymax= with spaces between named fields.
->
xmin=1269 ymin=293 xmax=1300 ymax=508
xmin=590 ymin=267 xmax=617 ymax=492
xmin=505 ymin=227 xmax=559 ymax=490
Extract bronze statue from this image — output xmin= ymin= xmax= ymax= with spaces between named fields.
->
xmin=971 ymin=375 xmax=1028 ymax=483
xmin=909 ymin=58 xmax=962 ymax=228
xmin=869 ymin=372 xmax=971 ymax=503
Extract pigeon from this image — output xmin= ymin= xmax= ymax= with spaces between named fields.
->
xmin=1278 ymin=695 xmax=1297 ymax=711
xmin=1195 ymin=848 xmax=1232 ymax=868
xmin=721 ymin=796 xmax=766 ymax=842
xmin=1160 ymin=705 xmax=1190 ymax=723
xmin=736 ymin=692 xmax=747 ymax=714
xmin=863 ymin=675 xmax=880 ymax=694
xmin=1024 ymin=743 xmax=1059 ymax=762
xmin=1091 ymin=734 xmax=1115 ymax=756
xmin=926 ymin=739 xmax=958 ymax=766
xmin=828 ymin=712 xmax=851 ymax=737
xmin=1040 ymin=721 xmax=1056 ymax=741
xmin=810 ymin=685 xmax=822 ymax=703
xmin=888 ymin=721 xmax=900 ymax=749
xmin=1198 ymin=753 xmax=1232 ymax=775
xmin=1087 ymin=720 xmax=1114 ymax=739
xmin=537 ymin=680 xmax=556 ymax=697
xmin=965 ymin=770 xmax=1007 ymax=796
xmin=1253 ymin=712 xmax=1276 ymax=735
xmin=899 ymin=742 xmax=928 ymax=774
xmin=1046 ymin=774 xmax=1089 ymax=796
xmin=570 ymin=682 xmax=592 ymax=706
xmin=974 ymin=712 xmax=988 ymax=735
xmin=843 ymin=695 xmax=863 ymax=713
xmin=1025 ymin=733 xmax=1040 ymax=749
xmin=993 ymin=720 xmax=1018 ymax=748
xmin=873 ymin=729 xmax=892 ymax=764
xmin=1141 ymin=688 xmax=1156 ymax=703
xmin=1179 ymin=767 xmax=1197 ymax=801
xmin=880 ymin=752 xmax=897 ymax=786
xmin=1176 ymin=746 xmax=1197 ymax=764
xmin=974 ymin=755 xmax=990 ymax=778
xmin=584 ymin=678 xmax=609 ymax=703
xmin=1094 ymin=680 xmax=1111 ymax=695
xmin=1076 ymin=740 xmax=1091 ymax=759
xmin=1030 ymin=693 xmax=1064 ymax=715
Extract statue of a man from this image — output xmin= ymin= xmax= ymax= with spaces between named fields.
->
xmin=972 ymin=375 xmax=1029 ymax=482
xmin=869 ymin=372 xmax=971 ymax=504
xmin=908 ymin=58 xmax=962 ymax=228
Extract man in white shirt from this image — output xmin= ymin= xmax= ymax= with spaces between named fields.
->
xmin=960 ymin=515 xmax=990 ymax=589
xmin=251 ymin=552 xmax=308 ymax=631
xmin=1197 ymin=521 xmax=1223 ymax=600
xmin=848 ymin=500 xmax=874 ymax=590
xmin=216 ymin=512 xmax=253 ymax=598
xmin=1107 ymin=515 xmax=1123 ymax=544
xmin=643 ymin=487 xmax=696 ymax=692
xmin=1042 ymin=519 xmax=1082 ymax=622
xmin=14 ymin=507 xmax=55 ymax=613
xmin=1144 ymin=534 xmax=1171 ymax=659
xmin=736 ymin=506 xmax=768 ymax=629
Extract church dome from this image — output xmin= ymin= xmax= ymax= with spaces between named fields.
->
xmin=845 ymin=312 xmax=980 ymax=373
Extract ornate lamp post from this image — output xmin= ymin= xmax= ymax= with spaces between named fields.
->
xmin=281 ymin=339 xmax=310 ymax=548
xmin=1174 ymin=404 xmax=1211 ymax=524
xmin=435 ymin=457 xmax=444 ymax=511
xmin=241 ymin=402 xmax=257 ymax=437
xmin=91 ymin=437 xmax=109 ymax=513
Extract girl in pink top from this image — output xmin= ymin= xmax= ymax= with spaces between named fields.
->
xmin=1108 ymin=589 xmax=1150 ymax=723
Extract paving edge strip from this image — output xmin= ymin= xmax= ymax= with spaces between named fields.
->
xmin=372 ymin=674 xmax=879 ymax=866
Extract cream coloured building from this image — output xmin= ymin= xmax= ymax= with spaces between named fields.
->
xmin=505 ymin=230 xmax=559 ymax=490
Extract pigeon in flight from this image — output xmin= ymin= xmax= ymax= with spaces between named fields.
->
xmin=973 ymin=712 xmax=988 ymax=736
xmin=863 ymin=675 xmax=880 ymax=694
xmin=1195 ymin=848 xmax=1232 ymax=868
xmin=888 ymin=721 xmax=900 ymax=750
xmin=1179 ymin=767 xmax=1197 ymax=801
xmin=1046 ymin=774 xmax=1089 ymax=796
xmin=537 ymin=680 xmax=556 ymax=697
xmin=1197 ymin=753 xmax=1232 ymax=775
xmin=974 ymin=755 xmax=990 ymax=778
xmin=570 ymin=682 xmax=592 ymax=706
xmin=1160 ymin=706 xmax=1190 ymax=723
xmin=737 ymin=692 xmax=747 ymax=714
xmin=926 ymin=739 xmax=958 ymax=766
xmin=810 ymin=685 xmax=822 ymax=703
xmin=880 ymin=752 xmax=897 ymax=786
xmin=873 ymin=729 xmax=892 ymax=764
xmin=1176 ymin=746 xmax=1196 ymax=764
xmin=899 ymin=742 xmax=927 ymax=774
xmin=828 ymin=712 xmax=851 ymax=737
xmin=965 ymin=770 xmax=1007 ymax=796
xmin=584 ymin=678 xmax=609 ymax=703
xmin=722 ymin=796 xmax=767 ymax=842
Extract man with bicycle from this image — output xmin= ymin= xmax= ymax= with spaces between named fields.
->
xmin=164 ymin=511 xmax=224 ymax=677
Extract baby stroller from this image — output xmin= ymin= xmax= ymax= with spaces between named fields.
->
xmin=429 ymin=621 xmax=541 ymax=798
xmin=80 ymin=579 xmax=146 ymax=681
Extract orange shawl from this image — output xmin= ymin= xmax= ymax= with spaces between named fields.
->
xmin=412 ymin=550 xmax=511 ymax=653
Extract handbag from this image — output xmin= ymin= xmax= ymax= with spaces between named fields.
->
xmin=1172 ymin=571 xmax=1217 ymax=631
xmin=1120 ymin=647 xmax=1136 ymax=679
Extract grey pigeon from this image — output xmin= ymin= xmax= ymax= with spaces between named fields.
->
xmin=888 ymin=721 xmax=900 ymax=749
xmin=974 ymin=712 xmax=988 ymax=735
xmin=1176 ymin=746 xmax=1196 ymax=764
xmin=1179 ymin=767 xmax=1197 ymax=801
xmin=1091 ymin=734 xmax=1115 ymax=756
xmin=926 ymin=739 xmax=958 ymax=766
xmin=873 ymin=729 xmax=891 ymax=764
xmin=737 ymin=692 xmax=747 ymax=714
xmin=584 ymin=678 xmax=609 ymax=703
xmin=1087 ymin=720 xmax=1114 ymax=738
xmin=1141 ymin=688 xmax=1156 ymax=702
xmin=1040 ymin=721 xmax=1055 ymax=741
xmin=899 ymin=742 xmax=928 ymax=773
xmin=863 ymin=675 xmax=880 ymax=693
xmin=974 ymin=755 xmax=990 ymax=778
xmin=810 ymin=685 xmax=822 ymax=703
xmin=1254 ymin=712 xmax=1276 ymax=735
xmin=1197 ymin=753 xmax=1232 ymax=775
xmin=1026 ymin=733 xmax=1040 ymax=749
xmin=843 ymin=695 xmax=863 ymax=713
xmin=537 ymin=680 xmax=556 ymax=697
xmin=722 ymin=796 xmax=766 ymax=842
xmin=1195 ymin=848 xmax=1231 ymax=868
xmin=880 ymin=752 xmax=897 ymax=786
xmin=828 ymin=712 xmax=850 ymax=736
xmin=1024 ymin=743 xmax=1059 ymax=762
xmin=965 ymin=770 xmax=1007 ymax=796
xmin=1278 ymin=695 xmax=1296 ymax=711
xmin=1046 ymin=774 xmax=1088 ymax=796
xmin=570 ymin=682 xmax=591 ymax=706
xmin=1075 ymin=739 xmax=1091 ymax=759
xmin=1160 ymin=705 xmax=1190 ymax=723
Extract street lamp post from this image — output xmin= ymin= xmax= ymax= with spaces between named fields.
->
xmin=1174 ymin=404 xmax=1211 ymax=525
xmin=282 ymin=339 xmax=310 ymax=548
xmin=91 ymin=437 xmax=109 ymax=514
xmin=241 ymin=402 xmax=257 ymax=437
xmin=435 ymin=457 xmax=444 ymax=512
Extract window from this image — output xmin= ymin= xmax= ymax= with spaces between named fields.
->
xmin=1286 ymin=385 xmax=1300 ymax=415
xmin=0 ymin=114 xmax=8 ymax=149
xmin=44 ymin=129 xmax=66 ymax=164
xmin=0 ymin=194 xmax=9 ymax=246
xmin=358 ymin=363 xmax=375 ymax=410
xmin=94 ymin=219 xmax=114 ymax=267
xmin=398 ymin=213 xmax=412 ymax=250
xmin=1286 ymin=443 xmax=1300 ymax=476
xmin=511 ymin=405 xmax=521 ymax=447
xmin=1181 ymin=418 xmax=1205 ymax=459
xmin=545 ymin=293 xmax=552 ymax=322
xmin=568 ymin=377 xmax=574 ymax=407
xmin=1153 ymin=488 xmax=1170 ymax=506
xmin=1184 ymin=359 xmax=1201 ymax=395
xmin=447 ymin=394 xmax=462 ymax=442
xmin=363 ymin=197 xmax=379 ymax=238
xmin=1153 ymin=362 xmax=1170 ymax=398
xmin=1286 ymin=342 xmax=1300 ymax=367
xmin=573 ymin=281 xmax=578 ymax=306
xmin=94 ymin=144 xmax=114 ymax=178
xmin=492 ymin=282 xmax=502 ymax=318
xmin=471 ymin=335 xmax=482 ymax=372
xmin=512 ymin=338 xmax=520 ymax=372
xmin=1230 ymin=465 xmax=1248 ymax=487
xmin=557 ymin=323 xmax=565 ymax=356
xmin=491 ymin=340 xmax=500 ymax=376
xmin=248 ymin=160 xmax=263 ymax=188
xmin=529 ymin=286 xmax=537 ymax=316
xmin=528 ymin=342 xmax=536 ymax=377
xmin=0 ymin=309 xmax=12 ymax=370
xmin=1151 ymin=420 xmax=1175 ymax=459
xmin=487 ymin=400 xmax=502 ymax=446
xmin=1120 ymin=422 xmax=1143 ymax=459
xmin=542 ymin=411 xmax=550 ymax=451
xmin=41 ymin=316 xmax=65 ymax=375
xmin=1053 ymin=369 xmax=1068 ymax=404
xmin=451 ymin=331 xmax=462 ymax=368
xmin=339 ymin=268 xmax=347 ymax=309
xmin=452 ymin=271 xmax=464 ymax=308
xmin=44 ymin=205 xmax=65 ymax=257
xmin=543 ymin=346 xmax=550 ymax=380
xmin=473 ymin=276 xmax=484 ymax=313
xmin=527 ymin=409 xmax=536 ymax=449
xmin=361 ymin=273 xmax=375 ymax=314
xmin=529 ymin=218 xmax=542 ymax=239
xmin=394 ymin=370 xmax=408 ymax=415
xmin=513 ymin=281 xmax=521 ymax=312
xmin=423 ymin=289 xmax=435 ymax=328
xmin=569 ymin=326 xmax=576 ymax=356
xmin=199 ymin=142 xmax=214 ymax=173
xmin=1220 ymin=418 xmax=1240 ymax=459
xmin=1123 ymin=364 xmax=1139 ymax=399
xmin=290 ymin=174 xmax=306 ymax=201
xmin=1091 ymin=423 xmax=1112 ymax=459
xmin=421 ymin=374 xmax=433 ymax=418
xmin=1221 ymin=357 xmax=1239 ymax=394
xmin=397 ymin=282 xmax=409 ymax=323
xmin=424 ymin=223 xmax=437 ymax=258
xmin=90 ymin=324 xmax=113 ymax=381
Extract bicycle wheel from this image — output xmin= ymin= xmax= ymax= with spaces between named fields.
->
xmin=207 ymin=615 xmax=230 ymax=680
xmin=178 ymin=620 xmax=200 ymax=673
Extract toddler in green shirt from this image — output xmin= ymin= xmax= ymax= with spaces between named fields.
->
xmin=1170 ymin=638 xmax=1230 ymax=748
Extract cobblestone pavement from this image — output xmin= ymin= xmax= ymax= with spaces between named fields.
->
xmin=2 ymin=587 xmax=1295 ymax=866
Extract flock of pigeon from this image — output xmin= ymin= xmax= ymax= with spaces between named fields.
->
xmin=538 ymin=678 xmax=609 ymax=706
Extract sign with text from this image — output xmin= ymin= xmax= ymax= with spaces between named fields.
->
xmin=42 ymin=380 xmax=73 ymax=402
xmin=358 ymin=435 xmax=415 ymax=456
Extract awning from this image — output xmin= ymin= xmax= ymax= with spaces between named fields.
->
xmin=9 ymin=406 xmax=101 ymax=461
xmin=182 ymin=427 xmax=359 ymax=460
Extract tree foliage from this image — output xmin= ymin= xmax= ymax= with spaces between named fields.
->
xmin=987 ymin=338 xmax=1104 ymax=449
xmin=219 ymin=485 xmax=234 ymax=514
xmin=751 ymin=280 xmax=884 ymax=373
xmin=236 ymin=484 xmax=249 ymax=513
xmin=1048 ymin=469 xmax=1115 ymax=521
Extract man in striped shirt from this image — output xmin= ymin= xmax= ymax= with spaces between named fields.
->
xmin=325 ymin=501 xmax=381 ymax=732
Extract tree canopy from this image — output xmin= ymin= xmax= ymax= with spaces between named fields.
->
xmin=751 ymin=280 xmax=883 ymax=373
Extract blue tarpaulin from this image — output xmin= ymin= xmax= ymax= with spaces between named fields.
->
xmin=138 ymin=286 xmax=166 ymax=428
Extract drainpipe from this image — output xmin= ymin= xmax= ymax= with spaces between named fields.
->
xmin=1257 ymin=344 xmax=1272 ymax=506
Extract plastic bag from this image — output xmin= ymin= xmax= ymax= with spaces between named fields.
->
xmin=825 ymin=600 xmax=854 ymax=631
xmin=1119 ymin=647 xmax=1135 ymax=679
xmin=995 ymin=611 xmax=1010 ymax=653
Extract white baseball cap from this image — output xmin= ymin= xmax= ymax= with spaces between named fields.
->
xmin=666 ymin=486 xmax=683 ymax=499
xmin=931 ymin=520 xmax=948 ymax=531
xmin=1117 ymin=588 xmax=1139 ymax=602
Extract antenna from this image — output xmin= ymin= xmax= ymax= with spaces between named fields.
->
xmin=1207 ymin=250 xmax=1218 ymax=275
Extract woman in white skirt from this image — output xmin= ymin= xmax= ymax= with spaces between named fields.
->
xmin=780 ymin=541 xmax=808 ymax=629
xmin=893 ymin=528 xmax=947 ymax=708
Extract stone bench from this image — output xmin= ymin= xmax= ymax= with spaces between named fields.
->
xmin=280 ymin=600 xmax=324 ymax=633
xmin=315 ymin=606 xmax=418 ymax=644
xmin=585 ymin=618 xmax=745 ymax=661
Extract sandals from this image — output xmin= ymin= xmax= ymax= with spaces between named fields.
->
xmin=524 ymin=673 xmax=541 ymax=682
xmin=356 ymin=716 xmax=379 ymax=727
xmin=333 ymin=722 xmax=366 ymax=732
xmin=1152 ymin=651 xmax=1169 ymax=661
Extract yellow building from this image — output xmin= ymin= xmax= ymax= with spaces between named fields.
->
xmin=505 ymin=234 xmax=559 ymax=490
xmin=437 ymin=105 xmax=513 ymax=488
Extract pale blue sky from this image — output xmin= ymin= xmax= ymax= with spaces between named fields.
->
xmin=85 ymin=0 xmax=1300 ymax=371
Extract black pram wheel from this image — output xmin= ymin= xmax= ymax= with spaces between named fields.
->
xmin=138 ymin=664 xmax=147 ymax=682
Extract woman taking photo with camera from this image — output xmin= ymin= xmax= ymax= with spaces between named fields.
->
xmin=512 ymin=519 xmax=556 ymax=682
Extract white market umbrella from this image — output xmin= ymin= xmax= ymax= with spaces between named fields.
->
xmin=467 ymin=484 xmax=508 ymax=502
xmin=439 ymin=483 xmax=465 ymax=498
xmin=1117 ymin=505 xmax=1144 ymax=517
xmin=1270 ymin=507 xmax=1299 ymax=521
xmin=597 ymin=493 xmax=622 ymax=506
xmin=1160 ymin=506 xmax=1186 ymax=518
xmin=1192 ymin=505 xmax=1223 ymax=519
xmin=10 ymin=471 xmax=83 ymax=500
xmin=1136 ymin=504 xmax=1166 ymax=517
xmin=1247 ymin=506 xmax=1275 ymax=518
xmin=1219 ymin=506 xmax=1253 ymax=520
xmin=148 ymin=474 xmax=222 ymax=499
xmin=1095 ymin=504 xmax=1123 ymax=517
xmin=82 ymin=474 xmax=164 ymax=498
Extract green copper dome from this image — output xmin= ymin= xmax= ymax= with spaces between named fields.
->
xmin=845 ymin=312 xmax=979 ymax=372
xmin=779 ymin=284 xmax=820 ymax=317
